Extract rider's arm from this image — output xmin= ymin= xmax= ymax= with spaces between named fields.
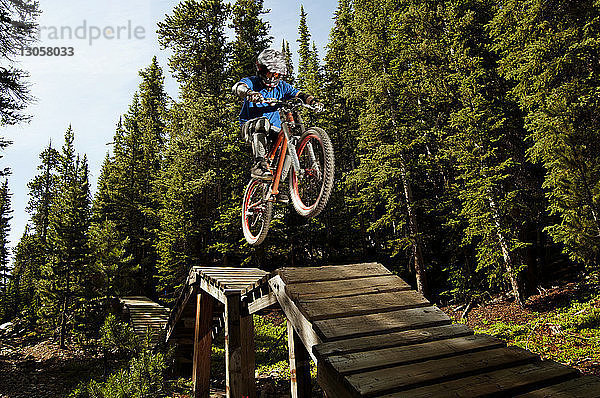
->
xmin=232 ymin=81 xmax=264 ymax=102
xmin=232 ymin=82 xmax=251 ymax=99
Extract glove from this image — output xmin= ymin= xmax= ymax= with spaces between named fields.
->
xmin=247 ymin=90 xmax=264 ymax=103
xmin=312 ymin=101 xmax=324 ymax=113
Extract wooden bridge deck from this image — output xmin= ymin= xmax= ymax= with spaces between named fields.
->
xmin=119 ymin=296 xmax=170 ymax=344
xmin=270 ymin=263 xmax=600 ymax=398
xmin=123 ymin=263 xmax=600 ymax=398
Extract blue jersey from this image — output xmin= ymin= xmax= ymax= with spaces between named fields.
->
xmin=238 ymin=76 xmax=299 ymax=128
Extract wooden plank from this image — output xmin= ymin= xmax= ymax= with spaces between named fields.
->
xmin=198 ymin=278 xmax=227 ymax=303
xmin=288 ymin=321 xmax=312 ymax=398
xmin=193 ymin=292 xmax=214 ymax=398
xmin=313 ymin=306 xmax=452 ymax=341
xmin=514 ymin=376 xmax=600 ymax=398
xmin=201 ymin=272 xmax=267 ymax=279
xmin=200 ymin=268 xmax=267 ymax=274
xmin=225 ymin=293 xmax=243 ymax=398
xmin=315 ymin=323 xmax=473 ymax=357
xmin=130 ymin=314 xmax=169 ymax=319
xmin=214 ymin=280 xmax=268 ymax=289
xmin=296 ymin=290 xmax=430 ymax=321
xmin=325 ymin=334 xmax=505 ymax=375
xmin=241 ymin=311 xmax=256 ymax=398
xmin=194 ymin=266 xmax=265 ymax=271
xmin=247 ymin=291 xmax=278 ymax=314
xmin=380 ymin=361 xmax=579 ymax=398
xmin=347 ymin=346 xmax=539 ymax=396
xmin=206 ymin=276 xmax=267 ymax=283
xmin=278 ymin=263 xmax=392 ymax=284
xmin=318 ymin=359 xmax=354 ymax=398
xmin=285 ymin=275 xmax=410 ymax=300
xmin=269 ymin=276 xmax=321 ymax=363
xmin=209 ymin=276 xmax=269 ymax=288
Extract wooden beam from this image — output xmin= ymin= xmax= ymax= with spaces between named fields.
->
xmin=288 ymin=321 xmax=312 ymax=398
xmin=277 ymin=263 xmax=391 ymax=284
xmin=192 ymin=292 xmax=214 ymax=398
xmin=247 ymin=291 xmax=278 ymax=314
xmin=225 ymin=292 xmax=243 ymax=398
xmin=269 ymin=276 xmax=321 ymax=363
xmin=198 ymin=278 xmax=228 ymax=304
xmin=314 ymin=324 xmax=472 ymax=357
xmin=241 ymin=305 xmax=257 ymax=398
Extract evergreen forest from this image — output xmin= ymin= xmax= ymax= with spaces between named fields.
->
xmin=1 ymin=0 xmax=599 ymax=396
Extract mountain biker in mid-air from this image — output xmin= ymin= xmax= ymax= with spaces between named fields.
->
xmin=232 ymin=48 xmax=323 ymax=203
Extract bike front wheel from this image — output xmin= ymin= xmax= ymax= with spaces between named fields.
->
xmin=242 ymin=179 xmax=273 ymax=246
xmin=289 ymin=127 xmax=335 ymax=218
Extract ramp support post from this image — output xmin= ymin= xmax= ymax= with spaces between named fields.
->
xmin=241 ymin=303 xmax=257 ymax=398
xmin=225 ymin=292 xmax=244 ymax=398
xmin=193 ymin=292 xmax=214 ymax=398
xmin=288 ymin=321 xmax=312 ymax=398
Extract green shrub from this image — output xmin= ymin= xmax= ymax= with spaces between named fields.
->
xmin=69 ymin=314 xmax=169 ymax=398
xmin=100 ymin=313 xmax=140 ymax=355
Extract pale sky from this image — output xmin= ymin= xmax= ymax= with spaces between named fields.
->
xmin=1 ymin=0 xmax=337 ymax=256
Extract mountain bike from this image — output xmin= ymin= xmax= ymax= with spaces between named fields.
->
xmin=242 ymin=98 xmax=335 ymax=246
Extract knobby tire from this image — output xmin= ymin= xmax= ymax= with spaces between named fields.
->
xmin=242 ymin=178 xmax=273 ymax=246
xmin=290 ymin=127 xmax=335 ymax=218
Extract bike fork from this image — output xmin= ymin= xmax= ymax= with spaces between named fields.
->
xmin=283 ymin=123 xmax=302 ymax=174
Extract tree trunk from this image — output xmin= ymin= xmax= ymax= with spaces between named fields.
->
xmin=399 ymin=160 xmax=428 ymax=297
xmin=385 ymin=85 xmax=428 ymax=297
xmin=59 ymin=296 xmax=67 ymax=349
xmin=488 ymin=196 xmax=524 ymax=306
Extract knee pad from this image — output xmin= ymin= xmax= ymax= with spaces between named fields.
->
xmin=241 ymin=117 xmax=272 ymax=144
xmin=253 ymin=117 xmax=271 ymax=134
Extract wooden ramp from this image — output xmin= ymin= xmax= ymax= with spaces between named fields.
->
xmin=270 ymin=263 xmax=600 ymax=398
xmin=119 ymin=296 xmax=170 ymax=345
xmin=165 ymin=266 xmax=276 ymax=398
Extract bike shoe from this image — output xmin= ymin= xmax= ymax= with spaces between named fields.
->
xmin=250 ymin=160 xmax=273 ymax=181
xmin=277 ymin=192 xmax=290 ymax=204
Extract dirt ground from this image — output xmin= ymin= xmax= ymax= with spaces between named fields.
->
xmin=0 ymin=338 xmax=103 ymax=398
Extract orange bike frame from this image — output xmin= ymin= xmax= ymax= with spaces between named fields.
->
xmin=267 ymin=129 xmax=287 ymax=196
xmin=267 ymin=111 xmax=298 ymax=196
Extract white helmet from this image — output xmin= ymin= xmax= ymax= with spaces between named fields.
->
xmin=256 ymin=49 xmax=287 ymax=88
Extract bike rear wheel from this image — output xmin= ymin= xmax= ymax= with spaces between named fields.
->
xmin=242 ymin=179 xmax=273 ymax=246
xmin=290 ymin=127 xmax=335 ymax=218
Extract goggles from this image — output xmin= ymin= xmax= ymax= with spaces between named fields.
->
xmin=266 ymin=71 xmax=282 ymax=79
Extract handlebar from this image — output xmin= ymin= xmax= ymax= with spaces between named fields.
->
xmin=257 ymin=97 xmax=324 ymax=113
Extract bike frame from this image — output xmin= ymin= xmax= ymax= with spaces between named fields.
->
xmin=265 ymin=105 xmax=307 ymax=197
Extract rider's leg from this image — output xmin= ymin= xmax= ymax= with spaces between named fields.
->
xmin=250 ymin=119 xmax=273 ymax=180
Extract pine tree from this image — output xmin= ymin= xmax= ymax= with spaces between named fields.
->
xmin=0 ymin=138 xmax=11 ymax=177
xmin=93 ymin=59 xmax=168 ymax=297
xmin=342 ymin=0 xmax=431 ymax=295
xmin=490 ymin=0 xmax=600 ymax=270
xmin=296 ymin=6 xmax=320 ymax=94
xmin=88 ymin=220 xmax=135 ymax=302
xmin=0 ymin=0 xmax=39 ymax=125
xmin=0 ymin=179 xmax=12 ymax=319
xmin=158 ymin=0 xmax=229 ymax=95
xmin=8 ymin=142 xmax=62 ymax=324
xmin=435 ymin=0 xmax=537 ymax=304
xmin=4 ymin=227 xmax=40 ymax=322
xmin=282 ymin=39 xmax=294 ymax=83
xmin=27 ymin=141 xmax=60 ymax=247
xmin=40 ymin=126 xmax=91 ymax=348
xmin=156 ymin=0 xmax=234 ymax=301
xmin=229 ymin=0 xmax=272 ymax=83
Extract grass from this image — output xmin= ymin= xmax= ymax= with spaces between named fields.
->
xmin=474 ymin=294 xmax=600 ymax=371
